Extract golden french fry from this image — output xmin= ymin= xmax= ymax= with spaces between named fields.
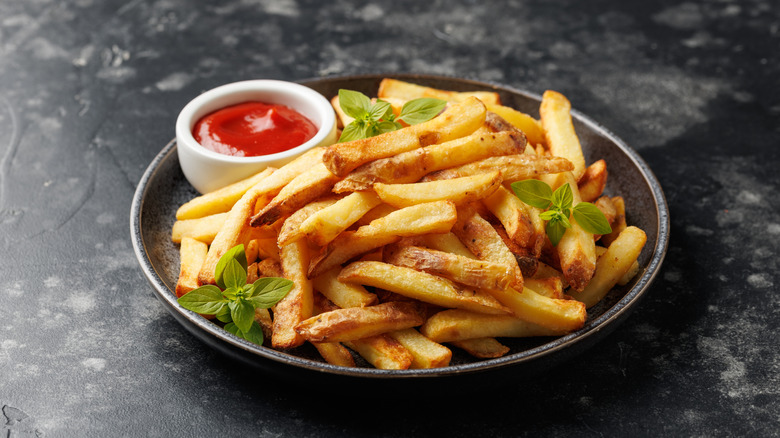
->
xmin=308 ymin=201 xmax=458 ymax=278
xmin=422 ymin=154 xmax=573 ymax=183
xmin=601 ymin=196 xmax=626 ymax=247
xmin=384 ymin=245 xmax=514 ymax=292
xmin=250 ymin=161 xmax=341 ymax=227
xmin=295 ymin=301 xmax=426 ymax=343
xmin=310 ymin=293 xmax=357 ymax=367
xmin=491 ymin=224 xmax=539 ymax=278
xmin=254 ymin=308 xmax=273 ymax=341
xmin=353 ymin=203 xmax=398 ymax=228
xmin=570 ymin=226 xmax=646 ymax=307
xmin=374 ymin=171 xmax=501 ymax=208
xmin=299 ymin=191 xmax=382 ymax=246
xmin=450 ymin=337 xmax=510 ymax=358
xmin=485 ymin=287 xmax=586 ymax=332
xmin=524 ymin=277 xmax=564 ymax=299
xmin=272 ymin=239 xmax=314 ymax=349
xmin=420 ymin=232 xmax=477 ymax=259
xmin=485 ymin=104 xmax=545 ymax=147
xmin=312 ymin=266 xmax=378 ymax=308
xmin=387 ymin=328 xmax=452 ymax=369
xmin=344 ymin=334 xmax=413 ymax=370
xmin=578 ymin=159 xmax=608 ymax=202
xmin=333 ymin=130 xmax=525 ymax=192
xmin=253 ymin=238 xmax=280 ymax=262
xmin=594 ymin=245 xmax=639 ymax=286
xmin=322 ymin=96 xmax=486 ymax=177
xmin=540 ymin=90 xmax=587 ymax=181
xmin=256 ymin=258 xmax=284 ymax=278
xmin=175 ymin=237 xmax=208 ymax=297
xmin=482 ymin=185 xmax=537 ymax=248
xmin=175 ymin=168 xmax=274 ymax=220
xmin=594 ymin=196 xmax=617 ymax=237
xmin=338 ymin=261 xmax=510 ymax=315
xmin=420 ymin=309 xmax=566 ymax=343
xmin=377 ymin=78 xmax=501 ymax=105
xmin=277 ymin=197 xmax=339 ymax=246
xmin=171 ymin=212 xmax=228 ymax=245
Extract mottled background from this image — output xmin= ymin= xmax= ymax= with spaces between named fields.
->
xmin=1 ymin=0 xmax=778 ymax=436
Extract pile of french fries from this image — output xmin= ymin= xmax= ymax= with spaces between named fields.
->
xmin=171 ymin=78 xmax=647 ymax=370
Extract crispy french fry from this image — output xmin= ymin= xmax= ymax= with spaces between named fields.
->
xmin=540 ymin=90 xmax=587 ymax=181
xmin=344 ymin=334 xmax=413 ymax=370
xmin=308 ymin=201 xmax=458 ymax=278
xmin=485 ymin=287 xmax=586 ymax=332
xmin=310 ymin=293 xmax=357 ymax=367
xmin=384 ymin=245 xmax=513 ymax=292
xmin=322 ymin=96 xmax=486 ymax=176
xmin=450 ymin=337 xmax=509 ymax=358
xmin=353 ymin=203 xmax=398 ymax=228
xmin=524 ymin=277 xmax=564 ymax=299
xmin=601 ymin=196 xmax=626 ymax=247
xmin=594 ymin=245 xmax=639 ymax=285
xmin=253 ymin=238 xmax=280 ymax=262
xmin=570 ymin=226 xmax=646 ymax=307
xmin=272 ymin=239 xmax=314 ymax=349
xmin=250 ymin=161 xmax=341 ymax=227
xmin=333 ymin=130 xmax=525 ymax=192
xmin=299 ymin=191 xmax=382 ymax=246
xmin=375 ymin=171 xmax=501 ymax=208
xmin=171 ymin=212 xmax=228 ymax=245
xmin=295 ymin=301 xmax=426 ymax=343
xmin=277 ymin=197 xmax=340 ymax=246
xmin=339 ymin=261 xmax=510 ymax=315
xmin=420 ymin=232 xmax=477 ymax=259
xmin=175 ymin=237 xmax=208 ymax=297
xmin=485 ymin=104 xmax=545 ymax=147
xmin=175 ymin=168 xmax=274 ymax=220
xmin=422 ymin=154 xmax=573 ymax=183
xmin=256 ymin=258 xmax=284 ymax=278
xmin=312 ymin=266 xmax=378 ymax=308
xmin=378 ymin=78 xmax=501 ymax=105
xmin=482 ymin=185 xmax=537 ymax=248
xmin=254 ymin=308 xmax=273 ymax=341
xmin=492 ymin=224 xmax=539 ymax=278
xmin=594 ymin=196 xmax=617 ymax=238
xmin=420 ymin=309 xmax=566 ymax=343
xmin=387 ymin=328 xmax=452 ymax=369
xmin=578 ymin=159 xmax=608 ymax=202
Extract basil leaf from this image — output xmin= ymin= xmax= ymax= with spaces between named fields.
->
xmin=240 ymin=321 xmax=265 ymax=346
xmin=397 ymin=98 xmax=446 ymax=125
xmin=510 ymin=180 xmax=553 ymax=209
xmin=248 ymin=277 xmax=294 ymax=309
xmin=546 ymin=219 xmax=567 ymax=247
xmin=551 ymin=183 xmax=574 ymax=211
xmin=369 ymin=100 xmax=392 ymax=122
xmin=338 ymin=89 xmax=371 ymax=119
xmin=221 ymin=258 xmax=247 ymax=291
xmin=177 ymin=285 xmax=226 ymax=314
xmin=338 ymin=120 xmax=368 ymax=143
xmin=215 ymin=244 xmax=247 ymax=289
xmin=224 ymin=322 xmax=240 ymax=336
xmin=229 ymin=299 xmax=255 ymax=333
xmin=539 ymin=210 xmax=559 ymax=221
xmin=375 ymin=120 xmax=399 ymax=135
xmin=376 ymin=99 xmax=396 ymax=121
xmin=573 ymin=202 xmax=613 ymax=235
xmin=215 ymin=305 xmax=232 ymax=323
xmin=559 ymin=212 xmax=572 ymax=229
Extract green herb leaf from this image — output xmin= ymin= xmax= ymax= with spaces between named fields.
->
xmin=215 ymin=305 xmax=232 ymax=323
xmin=375 ymin=120 xmax=399 ymax=135
xmin=338 ymin=120 xmax=368 ymax=143
xmin=221 ymin=258 xmax=247 ymax=291
xmin=215 ymin=244 xmax=247 ymax=289
xmin=338 ymin=89 xmax=371 ymax=119
xmin=248 ymin=277 xmax=294 ymax=309
xmin=369 ymin=100 xmax=392 ymax=122
xmin=546 ymin=219 xmax=567 ymax=247
xmin=229 ymin=299 xmax=255 ymax=333
xmin=510 ymin=180 xmax=553 ymax=209
xmin=551 ymin=183 xmax=574 ymax=211
xmin=573 ymin=202 xmax=613 ymax=235
xmin=397 ymin=98 xmax=447 ymax=125
xmin=224 ymin=321 xmax=264 ymax=346
xmin=177 ymin=285 xmax=226 ymax=314
xmin=539 ymin=209 xmax=559 ymax=221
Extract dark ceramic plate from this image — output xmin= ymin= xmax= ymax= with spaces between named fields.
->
xmin=130 ymin=74 xmax=669 ymax=380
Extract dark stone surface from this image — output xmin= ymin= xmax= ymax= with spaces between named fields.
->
xmin=1 ymin=0 xmax=777 ymax=436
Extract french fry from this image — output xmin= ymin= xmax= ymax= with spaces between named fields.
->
xmin=322 ymin=96 xmax=486 ymax=176
xmin=250 ymin=161 xmax=341 ymax=227
xmin=420 ymin=232 xmax=477 ymax=259
xmin=254 ymin=308 xmax=274 ymax=341
xmin=420 ymin=309 xmax=566 ymax=343
xmin=171 ymin=212 xmax=228 ymax=245
xmin=374 ymin=171 xmax=501 ymax=208
xmin=485 ymin=287 xmax=586 ymax=332
xmin=601 ymin=196 xmax=626 ymax=247
xmin=353 ymin=203 xmax=398 ymax=227
xmin=295 ymin=301 xmax=426 ymax=343
xmin=492 ymin=225 xmax=539 ymax=278
xmin=308 ymin=201 xmax=458 ymax=278
xmin=450 ymin=337 xmax=510 ymax=358
xmin=485 ymin=104 xmax=546 ymax=147
xmin=594 ymin=196 xmax=617 ymax=237
xmin=524 ymin=277 xmax=564 ymax=299
xmin=344 ymin=335 xmax=413 ymax=370
xmin=299 ymin=191 xmax=382 ymax=246
xmin=422 ymin=154 xmax=573 ymax=183
xmin=333 ymin=130 xmax=525 ymax=192
xmin=482 ymin=185 xmax=537 ymax=248
xmin=578 ymin=159 xmax=608 ymax=202
xmin=253 ymin=238 xmax=280 ymax=262
xmin=256 ymin=258 xmax=284 ymax=278
xmin=384 ymin=245 xmax=514 ymax=292
xmin=377 ymin=78 xmax=501 ymax=105
xmin=338 ymin=261 xmax=510 ymax=315
xmin=175 ymin=237 xmax=208 ymax=297
xmin=312 ymin=266 xmax=378 ymax=308
xmin=277 ymin=197 xmax=340 ymax=246
xmin=387 ymin=328 xmax=452 ymax=369
xmin=570 ymin=226 xmax=646 ymax=307
xmin=594 ymin=246 xmax=639 ymax=286
xmin=272 ymin=239 xmax=314 ymax=349
xmin=540 ymin=90 xmax=587 ymax=181
xmin=311 ymin=293 xmax=357 ymax=367
xmin=175 ymin=168 xmax=274 ymax=220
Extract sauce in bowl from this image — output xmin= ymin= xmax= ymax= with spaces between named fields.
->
xmin=193 ymin=101 xmax=318 ymax=157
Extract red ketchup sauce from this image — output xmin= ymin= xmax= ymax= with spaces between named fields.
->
xmin=193 ymin=101 xmax=317 ymax=157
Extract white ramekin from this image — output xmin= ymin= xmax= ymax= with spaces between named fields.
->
xmin=176 ymin=80 xmax=337 ymax=194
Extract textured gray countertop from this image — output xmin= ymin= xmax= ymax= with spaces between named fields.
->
xmin=1 ymin=0 xmax=778 ymax=436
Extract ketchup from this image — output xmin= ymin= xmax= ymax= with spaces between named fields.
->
xmin=193 ymin=101 xmax=317 ymax=157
